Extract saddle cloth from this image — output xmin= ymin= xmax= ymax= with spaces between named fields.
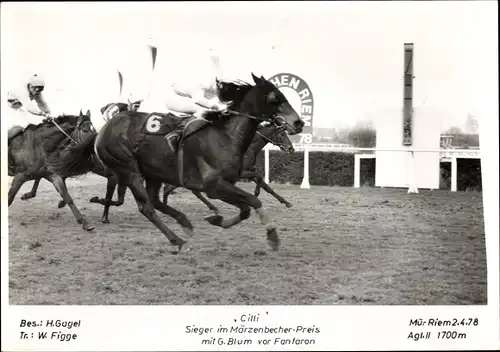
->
xmin=140 ymin=112 xmax=212 ymax=141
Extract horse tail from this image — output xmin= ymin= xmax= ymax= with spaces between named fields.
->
xmin=94 ymin=122 xmax=139 ymax=177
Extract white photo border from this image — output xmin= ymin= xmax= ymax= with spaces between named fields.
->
xmin=1 ymin=1 xmax=498 ymax=351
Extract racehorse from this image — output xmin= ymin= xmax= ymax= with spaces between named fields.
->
xmin=88 ymin=120 xmax=295 ymax=215
xmin=94 ymin=73 xmax=304 ymax=253
xmin=12 ymin=103 xmax=130 ymax=224
xmin=8 ymin=111 xmax=98 ymax=230
xmin=161 ymin=121 xmax=296 ymax=214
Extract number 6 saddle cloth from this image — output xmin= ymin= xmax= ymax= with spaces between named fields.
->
xmin=140 ymin=112 xmax=211 ymax=143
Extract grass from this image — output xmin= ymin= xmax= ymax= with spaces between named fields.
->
xmin=8 ymin=174 xmax=486 ymax=305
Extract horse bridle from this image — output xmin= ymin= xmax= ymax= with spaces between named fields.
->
xmin=256 ymin=126 xmax=288 ymax=149
xmin=225 ymin=108 xmax=287 ymax=128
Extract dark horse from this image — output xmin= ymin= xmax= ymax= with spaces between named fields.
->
xmin=95 ymin=73 xmax=304 ymax=253
xmin=8 ymin=111 xmax=98 ymax=230
xmin=86 ymin=105 xmax=295 ymax=216
xmin=161 ymin=121 xmax=296 ymax=213
xmin=12 ymin=105 xmax=130 ymax=224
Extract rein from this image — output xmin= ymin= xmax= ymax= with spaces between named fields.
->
xmin=49 ymin=117 xmax=95 ymax=145
xmin=225 ymin=108 xmax=281 ymax=124
xmin=256 ymin=128 xmax=285 ymax=147
xmin=177 ymin=108 xmax=283 ymax=187
xmin=50 ymin=119 xmax=77 ymax=145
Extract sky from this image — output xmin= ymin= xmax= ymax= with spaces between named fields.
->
xmin=1 ymin=1 xmax=498 ymax=131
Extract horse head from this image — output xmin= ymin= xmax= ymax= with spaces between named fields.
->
xmin=257 ymin=122 xmax=295 ymax=154
xmin=248 ymin=73 xmax=305 ymax=135
xmin=73 ymin=109 xmax=96 ymax=143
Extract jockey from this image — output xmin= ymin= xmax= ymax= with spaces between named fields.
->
xmin=11 ymin=74 xmax=52 ymax=121
xmin=163 ymin=52 xmax=231 ymax=152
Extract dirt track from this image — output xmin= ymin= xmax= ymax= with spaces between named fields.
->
xmin=8 ymin=174 xmax=486 ymax=305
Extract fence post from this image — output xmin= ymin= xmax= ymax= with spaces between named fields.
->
xmin=354 ymin=154 xmax=361 ymax=188
xmin=264 ymin=146 xmax=270 ymax=184
xmin=407 ymin=151 xmax=419 ymax=193
xmin=300 ymin=146 xmax=311 ymax=189
xmin=451 ymin=156 xmax=457 ymax=192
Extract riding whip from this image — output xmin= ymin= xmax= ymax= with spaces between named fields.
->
xmin=49 ymin=117 xmax=77 ymax=144
xmin=117 ymin=69 xmax=124 ymax=98
xmin=146 ymin=40 xmax=158 ymax=100
xmin=149 ymin=44 xmax=157 ymax=71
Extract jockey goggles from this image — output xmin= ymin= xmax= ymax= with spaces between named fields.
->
xmin=31 ymin=85 xmax=45 ymax=93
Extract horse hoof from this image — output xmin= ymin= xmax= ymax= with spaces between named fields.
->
xmin=83 ymin=223 xmax=95 ymax=231
xmin=101 ymin=219 xmax=110 ymax=224
xmin=267 ymin=239 xmax=280 ymax=251
xmin=58 ymin=200 xmax=66 ymax=209
xmin=89 ymin=196 xmax=99 ymax=203
xmin=285 ymin=202 xmax=293 ymax=208
xmin=266 ymin=228 xmax=280 ymax=251
xmin=170 ymin=238 xmax=188 ymax=254
xmin=21 ymin=194 xmax=31 ymax=201
xmin=182 ymin=226 xmax=195 ymax=238
xmin=205 ymin=215 xmax=223 ymax=227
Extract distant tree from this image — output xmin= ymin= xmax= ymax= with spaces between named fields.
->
xmin=441 ymin=124 xmax=479 ymax=148
xmin=347 ymin=125 xmax=376 ymax=148
xmin=453 ymin=134 xmax=480 ymax=148
xmin=443 ymin=126 xmax=463 ymax=135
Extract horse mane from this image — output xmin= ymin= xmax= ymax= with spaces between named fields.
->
xmin=216 ymin=79 xmax=253 ymax=105
xmin=197 ymin=79 xmax=255 ymax=124
xmin=25 ymin=114 xmax=83 ymax=131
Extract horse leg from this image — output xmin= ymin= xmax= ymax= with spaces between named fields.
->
xmin=114 ymin=182 xmax=127 ymax=206
xmin=8 ymin=174 xmax=29 ymax=206
xmin=251 ymin=176 xmax=293 ymax=208
xmin=241 ymin=171 xmax=263 ymax=197
xmin=192 ymin=191 xmax=220 ymax=215
xmin=46 ymin=174 xmax=95 ymax=231
xmin=241 ymin=170 xmax=292 ymax=208
xmin=99 ymin=175 xmax=118 ymax=223
xmin=253 ymin=180 xmax=262 ymax=197
xmin=162 ymin=184 xmax=177 ymax=205
xmin=20 ymin=178 xmax=41 ymax=201
xmin=204 ymin=179 xmax=279 ymax=250
xmin=125 ymin=174 xmax=187 ymax=252
xmin=146 ymin=180 xmax=195 ymax=239
xmin=204 ymin=193 xmax=251 ymax=229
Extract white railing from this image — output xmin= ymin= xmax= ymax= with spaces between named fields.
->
xmin=266 ymin=143 xmax=480 ymax=159
xmin=263 ymin=144 xmax=481 ymax=192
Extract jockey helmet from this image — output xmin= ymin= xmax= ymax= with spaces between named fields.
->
xmin=29 ymin=74 xmax=45 ymax=88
